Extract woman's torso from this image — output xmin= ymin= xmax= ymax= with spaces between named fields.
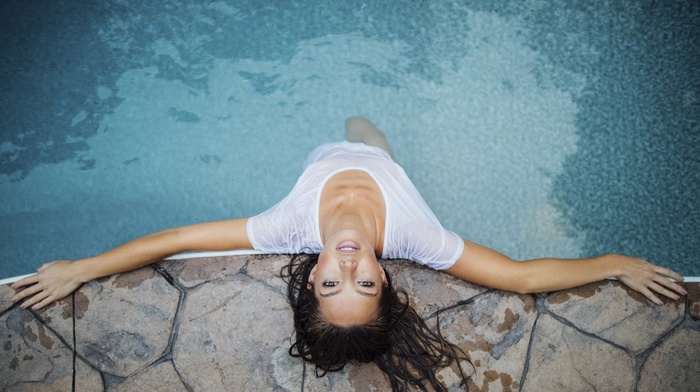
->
xmin=246 ymin=141 xmax=464 ymax=270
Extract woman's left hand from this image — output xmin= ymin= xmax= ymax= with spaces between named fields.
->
xmin=613 ymin=254 xmax=687 ymax=305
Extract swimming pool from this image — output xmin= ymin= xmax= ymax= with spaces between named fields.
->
xmin=1 ymin=0 xmax=698 ymax=279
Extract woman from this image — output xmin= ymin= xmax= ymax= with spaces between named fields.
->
xmin=11 ymin=116 xmax=687 ymax=391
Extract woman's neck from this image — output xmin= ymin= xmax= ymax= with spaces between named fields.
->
xmin=318 ymin=170 xmax=386 ymax=254
xmin=320 ymin=204 xmax=379 ymax=249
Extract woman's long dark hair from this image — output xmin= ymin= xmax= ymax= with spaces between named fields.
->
xmin=281 ymin=253 xmax=471 ymax=391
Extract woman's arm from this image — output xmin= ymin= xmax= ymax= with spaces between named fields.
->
xmin=11 ymin=218 xmax=252 ymax=310
xmin=445 ymin=239 xmax=687 ymax=305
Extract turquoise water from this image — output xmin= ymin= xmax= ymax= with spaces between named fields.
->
xmin=1 ymin=1 xmax=698 ymax=279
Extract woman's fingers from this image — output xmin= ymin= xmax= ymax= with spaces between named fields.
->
xmin=618 ymin=256 xmax=688 ymax=305
xmin=640 ymin=286 xmax=664 ymax=305
xmin=10 ymin=261 xmax=76 ymax=310
xmin=639 ymin=271 xmax=687 ymax=305
xmin=19 ymin=292 xmax=45 ymax=309
xmin=26 ymin=293 xmax=55 ymax=311
xmin=653 ymin=274 xmax=687 ymax=296
xmin=12 ymin=279 xmax=66 ymax=310
xmin=653 ymin=265 xmax=683 ymax=282
xmin=10 ymin=280 xmax=44 ymax=303
xmin=648 ymin=281 xmax=680 ymax=302
xmin=10 ymin=273 xmax=39 ymax=290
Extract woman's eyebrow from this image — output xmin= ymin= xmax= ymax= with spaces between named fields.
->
xmin=358 ymin=290 xmax=378 ymax=298
xmin=320 ymin=290 xmax=341 ymax=298
xmin=320 ymin=290 xmax=377 ymax=298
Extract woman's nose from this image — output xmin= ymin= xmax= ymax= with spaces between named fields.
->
xmin=339 ymin=259 xmax=357 ymax=271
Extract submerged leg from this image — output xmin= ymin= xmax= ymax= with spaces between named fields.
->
xmin=344 ymin=116 xmax=396 ymax=159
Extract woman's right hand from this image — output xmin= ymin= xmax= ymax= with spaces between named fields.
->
xmin=8 ymin=219 xmax=254 ymax=311
xmin=10 ymin=260 xmax=84 ymax=311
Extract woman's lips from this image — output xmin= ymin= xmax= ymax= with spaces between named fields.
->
xmin=336 ymin=241 xmax=361 ymax=253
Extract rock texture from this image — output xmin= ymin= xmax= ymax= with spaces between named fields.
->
xmin=1 ymin=255 xmax=698 ymax=391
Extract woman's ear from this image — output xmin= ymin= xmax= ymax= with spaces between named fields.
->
xmin=307 ymin=265 xmax=317 ymax=290
xmin=381 ymin=266 xmax=388 ymax=286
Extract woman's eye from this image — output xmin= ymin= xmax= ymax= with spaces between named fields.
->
xmin=358 ymin=281 xmax=374 ymax=287
xmin=323 ymin=281 xmax=338 ymax=287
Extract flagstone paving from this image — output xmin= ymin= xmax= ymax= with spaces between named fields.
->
xmin=2 ymin=254 xmax=698 ymax=391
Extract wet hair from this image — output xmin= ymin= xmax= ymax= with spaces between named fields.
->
xmin=281 ymin=253 xmax=472 ymax=391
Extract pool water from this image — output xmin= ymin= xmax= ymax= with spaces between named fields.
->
xmin=1 ymin=0 xmax=698 ymax=279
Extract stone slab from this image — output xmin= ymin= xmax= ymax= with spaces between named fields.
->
xmin=384 ymin=260 xmax=490 ymax=318
xmin=1 ymin=307 xmax=103 ymax=391
xmin=523 ymin=313 xmax=636 ymax=392
xmin=110 ymin=361 xmax=188 ymax=392
xmin=438 ymin=291 xmax=537 ymax=392
xmin=159 ymin=255 xmax=249 ymax=288
xmin=638 ymin=327 xmax=700 ymax=392
xmin=1 ymin=255 xmax=698 ymax=391
xmin=687 ymin=281 xmax=700 ymax=321
xmin=546 ymin=280 xmax=684 ymax=352
xmin=172 ymin=273 xmax=299 ymax=391
xmin=33 ymin=266 xmax=180 ymax=378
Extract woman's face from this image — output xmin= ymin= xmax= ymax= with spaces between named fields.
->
xmin=310 ymin=234 xmax=387 ymax=326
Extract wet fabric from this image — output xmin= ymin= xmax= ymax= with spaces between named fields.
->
xmin=247 ymin=142 xmax=463 ymax=270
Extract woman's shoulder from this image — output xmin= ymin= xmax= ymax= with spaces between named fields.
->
xmin=384 ymin=223 xmax=463 ymax=270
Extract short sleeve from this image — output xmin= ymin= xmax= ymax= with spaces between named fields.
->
xmin=247 ymin=203 xmax=321 ymax=254
xmin=386 ymin=223 xmax=464 ymax=270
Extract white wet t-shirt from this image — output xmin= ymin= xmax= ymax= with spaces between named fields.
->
xmin=246 ymin=142 xmax=464 ymax=270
